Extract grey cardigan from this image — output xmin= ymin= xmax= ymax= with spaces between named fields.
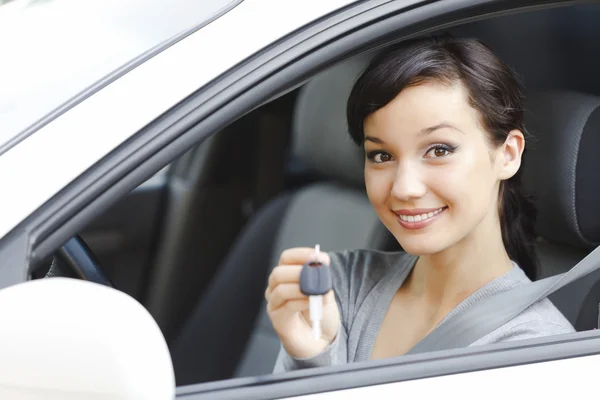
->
xmin=274 ymin=249 xmax=574 ymax=372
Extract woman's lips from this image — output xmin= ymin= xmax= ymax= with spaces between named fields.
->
xmin=394 ymin=206 xmax=448 ymax=230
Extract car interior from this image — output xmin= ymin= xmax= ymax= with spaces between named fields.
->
xmin=30 ymin=1 xmax=600 ymax=388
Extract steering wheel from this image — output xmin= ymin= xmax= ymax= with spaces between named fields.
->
xmin=45 ymin=235 xmax=114 ymax=288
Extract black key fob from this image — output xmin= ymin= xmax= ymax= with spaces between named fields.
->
xmin=299 ymin=260 xmax=332 ymax=296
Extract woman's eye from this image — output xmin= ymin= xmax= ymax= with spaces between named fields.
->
xmin=424 ymin=144 xmax=455 ymax=159
xmin=368 ymin=151 xmax=393 ymax=163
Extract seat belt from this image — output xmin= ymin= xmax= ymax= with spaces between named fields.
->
xmin=406 ymin=244 xmax=600 ymax=354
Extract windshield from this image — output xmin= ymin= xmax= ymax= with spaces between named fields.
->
xmin=0 ymin=0 xmax=238 ymax=148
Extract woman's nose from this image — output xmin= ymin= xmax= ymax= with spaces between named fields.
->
xmin=391 ymin=164 xmax=427 ymax=201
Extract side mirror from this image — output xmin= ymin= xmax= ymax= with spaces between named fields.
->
xmin=0 ymin=278 xmax=175 ymax=399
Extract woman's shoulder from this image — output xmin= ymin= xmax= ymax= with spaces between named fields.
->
xmin=471 ymin=264 xmax=576 ymax=347
xmin=472 ymin=299 xmax=575 ymax=347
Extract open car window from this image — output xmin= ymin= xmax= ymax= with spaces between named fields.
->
xmin=4 ymin=0 xmax=600 ymax=399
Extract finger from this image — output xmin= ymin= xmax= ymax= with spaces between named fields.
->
xmin=279 ymin=247 xmax=331 ymax=266
xmin=268 ymin=283 xmax=306 ymax=309
xmin=268 ymin=265 xmax=302 ymax=289
xmin=268 ymin=298 xmax=309 ymax=314
xmin=265 ymin=265 xmax=302 ymax=301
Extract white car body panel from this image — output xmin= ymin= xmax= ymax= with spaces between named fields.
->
xmin=0 ymin=0 xmax=239 ymax=141
xmin=287 ymin=353 xmax=600 ymax=399
xmin=0 ymin=0 xmax=355 ymax=240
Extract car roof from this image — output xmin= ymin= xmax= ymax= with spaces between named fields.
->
xmin=0 ymin=0 xmax=239 ymax=147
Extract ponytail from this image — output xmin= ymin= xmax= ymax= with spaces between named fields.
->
xmin=499 ymin=175 xmax=538 ymax=280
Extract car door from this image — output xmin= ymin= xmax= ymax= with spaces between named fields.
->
xmin=2 ymin=0 xmax=600 ymax=399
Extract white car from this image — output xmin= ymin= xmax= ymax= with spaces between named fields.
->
xmin=1 ymin=0 xmax=600 ymax=398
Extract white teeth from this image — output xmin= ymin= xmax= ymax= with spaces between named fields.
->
xmin=398 ymin=207 xmax=445 ymax=222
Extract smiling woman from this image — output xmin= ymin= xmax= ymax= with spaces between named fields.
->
xmin=267 ymin=34 xmax=575 ymax=371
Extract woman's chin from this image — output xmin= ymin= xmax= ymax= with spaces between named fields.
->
xmin=395 ymin=236 xmax=449 ymax=256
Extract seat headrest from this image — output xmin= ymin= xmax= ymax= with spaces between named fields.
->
xmin=524 ymin=90 xmax=600 ymax=249
xmin=291 ymin=53 xmax=375 ymax=187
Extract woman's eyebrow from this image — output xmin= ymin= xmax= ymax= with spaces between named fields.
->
xmin=364 ymin=136 xmax=385 ymax=144
xmin=364 ymin=123 xmax=462 ymax=144
xmin=419 ymin=122 xmax=464 ymax=136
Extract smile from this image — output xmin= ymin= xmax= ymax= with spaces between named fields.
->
xmin=394 ymin=206 xmax=448 ymax=229
xmin=397 ymin=207 xmax=445 ymax=222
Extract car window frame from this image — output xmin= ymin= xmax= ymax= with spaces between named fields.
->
xmin=0 ymin=0 xmax=368 ymax=253
xmin=1 ymin=0 xmax=598 ymax=398
xmin=21 ymin=0 xmax=425 ymax=280
xmin=0 ymin=0 xmax=368 ymax=280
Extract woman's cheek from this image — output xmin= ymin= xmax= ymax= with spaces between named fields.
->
xmin=365 ymin=167 xmax=394 ymax=207
xmin=434 ymin=157 xmax=491 ymax=216
xmin=426 ymin=164 xmax=460 ymax=199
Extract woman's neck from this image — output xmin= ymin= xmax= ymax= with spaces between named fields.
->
xmin=405 ymin=212 xmax=514 ymax=311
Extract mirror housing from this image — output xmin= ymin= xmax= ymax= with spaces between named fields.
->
xmin=0 ymin=278 xmax=175 ymax=399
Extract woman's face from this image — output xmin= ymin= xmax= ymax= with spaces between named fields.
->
xmin=363 ymin=80 xmax=523 ymax=256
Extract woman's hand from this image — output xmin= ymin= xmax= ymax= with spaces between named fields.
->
xmin=265 ymin=247 xmax=340 ymax=359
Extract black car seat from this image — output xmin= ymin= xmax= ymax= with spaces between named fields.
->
xmin=170 ymin=52 xmax=397 ymax=386
xmin=523 ymin=90 xmax=600 ymax=330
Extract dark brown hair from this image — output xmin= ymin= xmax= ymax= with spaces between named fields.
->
xmin=346 ymin=35 xmax=538 ymax=279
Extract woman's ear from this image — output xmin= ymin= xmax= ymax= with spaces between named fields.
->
xmin=497 ymin=130 xmax=525 ymax=180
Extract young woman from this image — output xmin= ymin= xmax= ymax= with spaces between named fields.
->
xmin=265 ymin=35 xmax=574 ymax=371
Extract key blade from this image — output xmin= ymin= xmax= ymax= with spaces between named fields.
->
xmin=309 ymin=295 xmax=323 ymax=340
xmin=312 ymin=320 xmax=321 ymax=340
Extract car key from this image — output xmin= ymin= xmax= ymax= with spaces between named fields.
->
xmin=299 ymin=244 xmax=332 ymax=340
